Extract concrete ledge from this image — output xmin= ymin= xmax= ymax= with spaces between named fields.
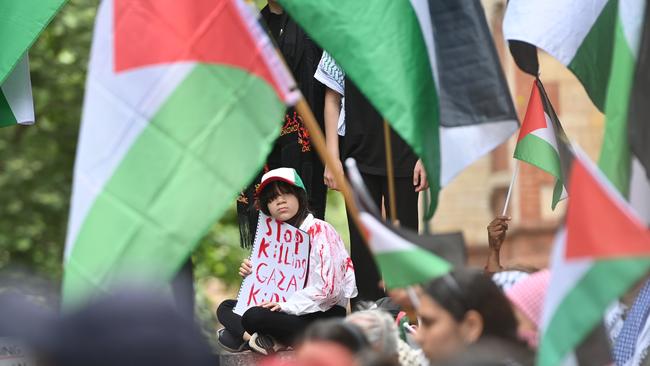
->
xmin=218 ymin=350 xmax=293 ymax=366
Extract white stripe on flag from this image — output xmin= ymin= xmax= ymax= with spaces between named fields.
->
xmin=64 ymin=0 xmax=193 ymax=260
xmin=440 ymin=119 xmax=518 ymax=185
xmin=503 ymin=0 xmax=608 ymax=65
xmin=620 ymin=0 xmax=646 ymax=57
xmin=540 ymin=229 xmax=593 ymax=332
xmin=629 ymin=157 xmax=650 ymax=225
xmin=359 ymin=212 xmax=414 ymax=253
xmin=1 ymin=55 xmax=34 ymax=125
xmin=529 ymin=112 xmax=560 ymax=152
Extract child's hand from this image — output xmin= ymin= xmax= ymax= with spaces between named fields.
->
xmin=239 ymin=258 xmax=252 ymax=278
xmin=260 ymin=302 xmax=282 ymax=312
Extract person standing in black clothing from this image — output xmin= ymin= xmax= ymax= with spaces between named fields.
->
xmin=315 ymin=53 xmax=428 ymax=305
xmin=344 ymin=80 xmax=428 ymax=304
xmin=236 ymin=1 xmax=327 ymax=248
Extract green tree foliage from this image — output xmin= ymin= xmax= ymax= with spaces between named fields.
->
xmin=0 ymin=0 xmax=98 ymax=279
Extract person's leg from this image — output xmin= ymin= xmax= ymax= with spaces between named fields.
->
xmin=216 ymin=300 xmax=245 ymax=340
xmin=348 ymin=173 xmax=385 ymax=307
xmin=299 ymin=305 xmax=347 ymax=322
xmin=243 ymin=306 xmax=348 ymax=346
xmin=306 ymin=158 xmax=328 ymax=219
xmin=388 ymin=176 xmax=419 ymax=231
xmin=242 ymin=307 xmax=309 ymax=345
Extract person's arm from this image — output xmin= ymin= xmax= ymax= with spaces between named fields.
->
xmin=413 ymin=159 xmax=429 ymax=192
xmin=323 ymin=88 xmax=343 ymax=190
xmin=484 ymin=216 xmax=511 ymax=274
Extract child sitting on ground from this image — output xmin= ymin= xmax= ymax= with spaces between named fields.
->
xmin=216 ymin=167 xmax=357 ymax=354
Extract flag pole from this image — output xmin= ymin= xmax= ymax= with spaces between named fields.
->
xmin=294 ymin=98 xmax=366 ymax=239
xmin=501 ymin=160 xmax=519 ymax=216
xmin=383 ymin=120 xmax=399 ymax=226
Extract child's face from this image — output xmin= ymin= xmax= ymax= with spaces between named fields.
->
xmin=266 ymin=188 xmax=299 ymax=222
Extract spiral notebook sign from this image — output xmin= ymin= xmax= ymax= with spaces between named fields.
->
xmin=233 ymin=213 xmax=310 ymax=315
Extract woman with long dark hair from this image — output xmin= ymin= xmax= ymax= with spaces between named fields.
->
xmin=415 ymin=269 xmax=521 ymax=363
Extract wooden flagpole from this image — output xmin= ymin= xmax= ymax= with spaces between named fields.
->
xmin=383 ymin=121 xmax=399 ymax=226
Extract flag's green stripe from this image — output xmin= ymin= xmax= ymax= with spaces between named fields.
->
xmin=538 ymin=258 xmax=650 ymax=366
xmin=278 ymin=0 xmax=440 ymax=219
xmin=0 ymin=0 xmax=67 ymax=84
xmin=62 ymin=64 xmax=284 ymax=306
xmin=0 ymin=90 xmax=17 ymax=127
xmin=514 ymin=134 xmax=564 ymax=209
xmin=567 ymin=0 xmax=617 ymax=112
xmin=375 ymin=248 xmax=451 ymax=289
xmin=514 ymin=134 xmax=562 ymax=179
xmin=598 ymin=15 xmax=637 ymax=196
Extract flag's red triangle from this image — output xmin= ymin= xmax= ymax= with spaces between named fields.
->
xmin=114 ymin=0 xmax=285 ymax=99
xmin=517 ymin=81 xmax=547 ymax=142
xmin=565 ymin=158 xmax=650 ymax=260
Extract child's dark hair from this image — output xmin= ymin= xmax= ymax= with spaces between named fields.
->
xmin=257 ymin=181 xmax=310 ymax=227
xmin=422 ymin=269 xmax=519 ymax=342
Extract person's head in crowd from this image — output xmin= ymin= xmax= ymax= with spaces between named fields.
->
xmin=345 ymin=310 xmax=399 ymax=360
xmin=31 ymin=288 xmax=216 ymax=366
xmin=505 ymin=269 xmax=550 ymax=349
xmin=295 ymin=319 xmax=369 ymax=366
xmin=415 ymin=269 xmax=519 ymax=363
xmin=256 ymin=168 xmax=311 ymax=227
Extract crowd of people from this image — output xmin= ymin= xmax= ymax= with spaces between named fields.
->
xmin=215 ymin=1 xmax=650 ymax=365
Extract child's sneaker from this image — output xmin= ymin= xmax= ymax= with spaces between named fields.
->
xmin=217 ymin=328 xmax=249 ymax=353
xmin=248 ymin=332 xmax=285 ymax=355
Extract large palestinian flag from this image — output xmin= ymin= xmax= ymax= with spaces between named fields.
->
xmin=0 ymin=0 xmax=67 ymax=127
xmin=279 ymin=0 xmax=518 ymax=219
xmin=514 ymin=79 xmax=569 ymax=210
xmin=538 ymin=146 xmax=650 ymax=366
xmin=504 ymin=0 xmax=650 ymax=223
xmin=63 ymin=0 xmax=298 ymax=306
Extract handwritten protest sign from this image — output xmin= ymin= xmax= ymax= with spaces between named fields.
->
xmin=233 ymin=213 xmax=310 ymax=315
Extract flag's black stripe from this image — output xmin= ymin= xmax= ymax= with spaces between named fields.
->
xmin=628 ymin=6 xmax=650 ymax=180
xmin=429 ymin=0 xmax=518 ymax=128
xmin=536 ymin=78 xmax=575 ymax=189
xmin=508 ymin=40 xmax=539 ymax=76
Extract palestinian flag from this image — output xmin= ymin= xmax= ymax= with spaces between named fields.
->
xmin=538 ymin=146 xmax=650 ymax=366
xmin=345 ymin=158 xmax=465 ymax=289
xmin=504 ymin=0 xmax=650 ymax=223
xmin=503 ymin=0 xmax=616 ymax=112
xmin=63 ymin=0 xmax=298 ymax=306
xmin=279 ymin=0 xmax=518 ymax=219
xmin=0 ymin=0 xmax=66 ymax=127
xmin=514 ymin=79 xmax=569 ymax=210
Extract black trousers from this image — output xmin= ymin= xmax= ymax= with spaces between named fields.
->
xmin=216 ymin=299 xmax=346 ymax=345
xmin=348 ymin=173 xmax=418 ymax=306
